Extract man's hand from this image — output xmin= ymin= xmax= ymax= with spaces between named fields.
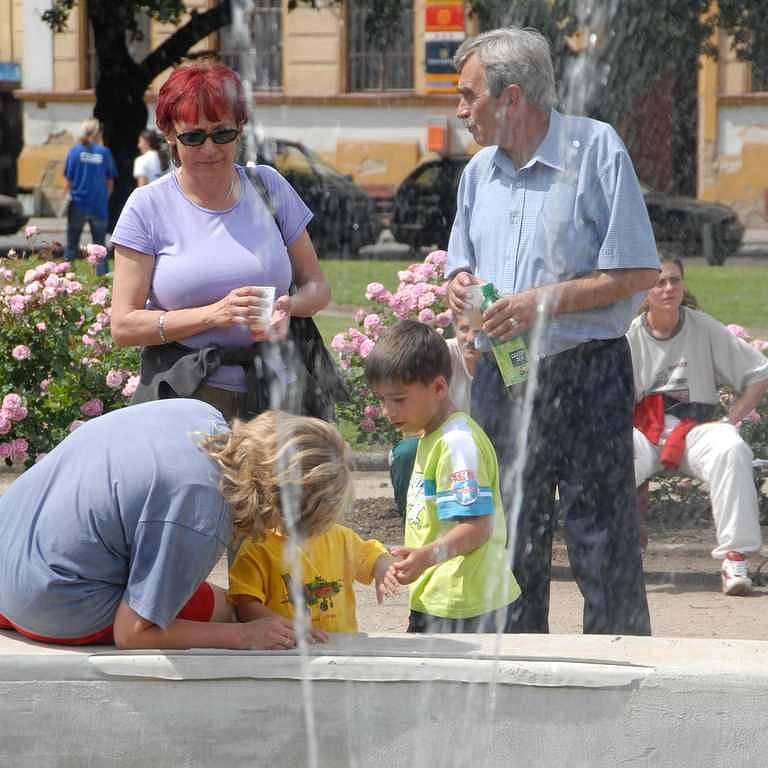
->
xmin=482 ymin=287 xmax=543 ymax=340
xmin=447 ymin=271 xmax=481 ymax=315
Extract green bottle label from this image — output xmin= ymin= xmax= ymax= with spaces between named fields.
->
xmin=480 ymin=283 xmax=529 ymax=388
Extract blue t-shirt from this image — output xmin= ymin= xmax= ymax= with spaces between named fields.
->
xmin=64 ymin=141 xmax=117 ymax=220
xmin=110 ymin=165 xmax=313 ymax=391
xmin=0 ymin=399 xmax=232 ymax=638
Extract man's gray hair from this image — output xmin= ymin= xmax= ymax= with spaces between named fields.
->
xmin=454 ymin=27 xmax=556 ymax=111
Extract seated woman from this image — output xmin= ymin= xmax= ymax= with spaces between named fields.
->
xmin=627 ymin=256 xmax=768 ymax=595
xmin=0 ymin=400 xmax=351 ymax=649
xmin=110 ymin=61 xmax=336 ymax=421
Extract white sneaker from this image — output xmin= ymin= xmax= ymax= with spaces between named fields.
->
xmin=721 ymin=551 xmax=752 ymax=596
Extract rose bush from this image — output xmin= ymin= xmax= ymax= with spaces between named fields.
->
xmin=0 ymin=238 xmax=138 ymax=466
xmin=331 ymin=250 xmax=453 ymax=446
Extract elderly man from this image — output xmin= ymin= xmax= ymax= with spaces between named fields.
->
xmin=446 ymin=27 xmax=659 ymax=635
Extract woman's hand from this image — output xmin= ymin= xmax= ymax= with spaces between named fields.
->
xmin=238 ymin=613 xmax=297 ymax=650
xmin=211 ymin=286 xmax=273 ymax=330
xmin=250 ymin=294 xmax=291 ymax=342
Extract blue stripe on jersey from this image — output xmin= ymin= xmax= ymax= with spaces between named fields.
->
xmin=436 ymin=493 xmax=495 ymax=520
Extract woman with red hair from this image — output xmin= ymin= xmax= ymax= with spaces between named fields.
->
xmin=110 ymin=62 xmax=337 ymax=420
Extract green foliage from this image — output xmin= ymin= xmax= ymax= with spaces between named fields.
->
xmin=0 ymin=241 xmax=139 ymax=466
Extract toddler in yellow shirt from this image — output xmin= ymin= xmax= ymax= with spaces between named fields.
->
xmin=229 ymin=524 xmax=398 ymax=639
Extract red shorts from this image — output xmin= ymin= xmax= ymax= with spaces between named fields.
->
xmin=0 ymin=582 xmax=215 ymax=646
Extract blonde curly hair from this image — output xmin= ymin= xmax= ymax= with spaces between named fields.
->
xmin=202 ymin=411 xmax=353 ymax=543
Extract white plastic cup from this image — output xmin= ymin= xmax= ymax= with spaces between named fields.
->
xmin=464 ymin=283 xmax=485 ymax=330
xmin=249 ymin=286 xmax=275 ymax=331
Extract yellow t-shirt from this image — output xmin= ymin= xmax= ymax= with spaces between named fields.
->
xmin=227 ymin=524 xmax=388 ymax=633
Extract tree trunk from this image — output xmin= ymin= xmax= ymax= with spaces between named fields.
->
xmin=87 ymin=1 xmax=232 ymax=231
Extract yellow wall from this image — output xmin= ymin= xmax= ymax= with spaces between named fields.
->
xmin=0 ymin=0 xmax=23 ymax=64
xmin=52 ymin=4 xmax=83 ymax=92
xmin=698 ymin=29 xmax=768 ymax=225
xmin=283 ymin=3 xmax=341 ymax=96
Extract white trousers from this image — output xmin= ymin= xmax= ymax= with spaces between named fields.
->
xmin=634 ymin=423 xmax=762 ymax=559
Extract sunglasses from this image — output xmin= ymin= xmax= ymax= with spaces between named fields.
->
xmin=175 ymin=127 xmax=239 ymax=147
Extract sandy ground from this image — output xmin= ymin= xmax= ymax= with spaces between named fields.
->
xmin=210 ymin=471 xmax=768 ymax=642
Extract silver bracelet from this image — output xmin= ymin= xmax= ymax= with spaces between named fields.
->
xmin=158 ymin=311 xmax=168 ymax=344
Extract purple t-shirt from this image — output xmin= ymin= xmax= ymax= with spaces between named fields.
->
xmin=111 ymin=164 xmax=313 ymax=390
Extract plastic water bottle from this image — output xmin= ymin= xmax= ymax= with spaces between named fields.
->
xmin=480 ymin=282 xmax=529 ymax=388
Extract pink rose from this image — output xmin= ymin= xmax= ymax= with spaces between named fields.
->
xmin=359 ymin=338 xmax=375 ymax=358
xmin=744 ymin=409 xmax=761 ymax=423
xmin=39 ymin=378 xmax=52 ymax=393
xmin=24 ymin=225 xmax=39 ymax=239
xmin=418 ymin=291 xmax=436 ymax=309
xmin=9 ymin=406 xmax=27 ymax=422
xmin=726 ymin=324 xmax=748 ymax=338
xmin=425 ymin=250 xmax=448 ymax=267
xmin=0 ymin=443 xmax=11 ymax=460
xmin=436 ymin=310 xmax=453 ymax=327
xmin=65 ymin=280 xmax=83 ymax=294
xmin=122 ymin=375 xmax=140 ymax=398
xmin=8 ymin=294 xmax=26 ymax=314
xmin=36 ymin=322 xmax=47 ymax=332
xmin=105 ymin=369 xmax=124 ymax=389
xmin=418 ymin=308 xmax=436 ymax=325
xmin=80 ymin=398 xmax=104 ymax=417
xmin=41 ymin=287 xmax=57 ymax=301
xmin=24 ymin=280 xmax=41 ymax=295
xmin=2 ymin=394 xmax=22 ymax=411
xmin=23 ymin=269 xmax=36 ymax=284
xmin=331 ymin=333 xmax=349 ymax=352
xmin=89 ymin=286 xmax=110 ymax=305
xmin=365 ymin=282 xmax=387 ymax=300
xmin=68 ymin=419 xmax=85 ymax=432
xmin=363 ymin=404 xmax=381 ymax=420
xmin=85 ymin=243 xmax=108 ymax=263
xmin=363 ymin=313 xmax=382 ymax=333
xmin=0 ymin=415 xmax=10 ymax=435
xmin=12 ymin=345 xmax=30 ymax=360
xmin=354 ymin=307 xmax=367 ymax=324
xmin=360 ymin=417 xmax=376 ymax=433
xmin=54 ymin=262 xmax=70 ymax=274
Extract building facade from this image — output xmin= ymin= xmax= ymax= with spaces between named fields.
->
xmin=698 ymin=30 xmax=768 ymax=227
xmin=13 ymin=0 xmax=474 ymax=207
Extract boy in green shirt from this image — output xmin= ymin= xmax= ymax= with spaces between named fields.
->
xmin=364 ymin=319 xmax=520 ymax=632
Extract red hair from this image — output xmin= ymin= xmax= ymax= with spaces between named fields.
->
xmin=156 ymin=62 xmax=247 ymax=134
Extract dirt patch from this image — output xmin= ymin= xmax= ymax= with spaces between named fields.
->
xmin=344 ymin=498 xmax=404 ymax=549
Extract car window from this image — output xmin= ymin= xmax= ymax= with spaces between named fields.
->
xmin=303 ymin=147 xmax=347 ymax=180
xmin=274 ymin=144 xmax=314 ymax=176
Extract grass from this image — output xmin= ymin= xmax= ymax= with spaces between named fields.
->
xmin=683 ymin=265 xmax=768 ymax=334
xmin=320 ymin=259 xmax=413 ymax=307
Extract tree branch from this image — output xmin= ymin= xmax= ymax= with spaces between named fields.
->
xmin=139 ymin=0 xmax=231 ymax=84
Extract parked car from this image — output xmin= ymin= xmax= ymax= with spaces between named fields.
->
xmin=391 ymin=156 xmax=744 ymax=265
xmin=248 ymin=139 xmax=381 ymax=258
xmin=0 ymin=194 xmax=27 ymax=236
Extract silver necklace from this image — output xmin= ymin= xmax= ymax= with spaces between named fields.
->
xmin=176 ymin=169 xmax=239 ymax=205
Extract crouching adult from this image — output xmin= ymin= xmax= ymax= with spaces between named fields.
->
xmin=628 ymin=256 xmax=768 ymax=595
xmin=0 ymin=399 xmax=351 ymax=648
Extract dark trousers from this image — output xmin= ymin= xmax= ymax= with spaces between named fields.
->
xmin=472 ymin=337 xmax=651 ymax=636
xmin=408 ymin=604 xmax=517 ymax=634
xmin=66 ymin=201 xmax=108 ymax=275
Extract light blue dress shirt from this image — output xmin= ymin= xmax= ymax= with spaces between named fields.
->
xmin=446 ymin=110 xmax=660 ymax=356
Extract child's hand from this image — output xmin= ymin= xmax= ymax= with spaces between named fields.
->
xmin=240 ymin=614 xmax=297 ymax=650
xmin=373 ymin=554 xmax=400 ymax=604
xmin=390 ymin=546 xmax=432 ymax=585
xmin=307 ymin=627 xmax=329 ymax=644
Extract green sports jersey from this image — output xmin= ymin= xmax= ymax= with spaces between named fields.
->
xmin=404 ymin=412 xmax=520 ymax=618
